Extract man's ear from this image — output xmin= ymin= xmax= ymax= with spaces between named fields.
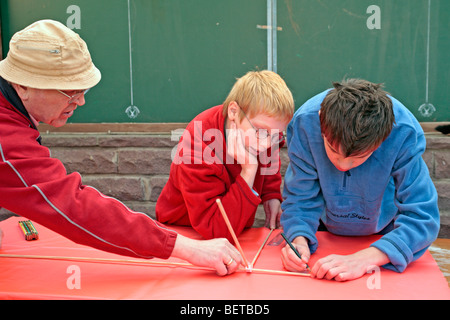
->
xmin=11 ymin=83 xmax=30 ymax=101
xmin=227 ymin=101 xmax=239 ymax=122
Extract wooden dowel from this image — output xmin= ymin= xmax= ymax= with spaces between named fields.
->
xmin=0 ymin=254 xmax=193 ymax=268
xmin=215 ymin=198 xmax=250 ymax=270
xmin=250 ymin=268 xmax=311 ymax=277
xmin=251 ymin=228 xmax=274 ymax=267
xmin=0 ymin=254 xmax=310 ymax=277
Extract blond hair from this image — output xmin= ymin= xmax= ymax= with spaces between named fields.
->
xmin=222 ymin=70 xmax=294 ymax=122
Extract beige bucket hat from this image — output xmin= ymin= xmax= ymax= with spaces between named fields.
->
xmin=0 ymin=19 xmax=101 ymax=90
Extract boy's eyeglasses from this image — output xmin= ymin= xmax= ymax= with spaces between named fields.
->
xmin=239 ymin=107 xmax=286 ymax=144
xmin=57 ymin=88 xmax=90 ymax=104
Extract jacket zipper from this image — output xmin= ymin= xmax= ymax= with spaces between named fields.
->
xmin=342 ymin=170 xmax=351 ymax=189
xmin=16 ymin=45 xmax=60 ymax=54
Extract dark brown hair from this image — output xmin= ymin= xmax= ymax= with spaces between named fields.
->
xmin=320 ymin=79 xmax=395 ymax=157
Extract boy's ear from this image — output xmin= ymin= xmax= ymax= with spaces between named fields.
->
xmin=227 ymin=101 xmax=239 ymax=122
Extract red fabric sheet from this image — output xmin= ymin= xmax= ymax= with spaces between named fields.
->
xmin=0 ymin=217 xmax=448 ymax=300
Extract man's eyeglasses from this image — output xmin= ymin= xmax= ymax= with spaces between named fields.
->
xmin=57 ymin=89 xmax=90 ymax=104
xmin=239 ymin=107 xmax=286 ymax=145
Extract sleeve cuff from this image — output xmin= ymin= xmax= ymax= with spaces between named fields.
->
xmin=370 ymin=237 xmax=412 ymax=273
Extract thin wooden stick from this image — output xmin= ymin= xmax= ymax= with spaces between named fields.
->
xmin=0 ymin=254 xmax=310 ymax=277
xmin=250 ymin=268 xmax=311 ymax=277
xmin=0 ymin=254 xmax=194 ymax=268
xmin=251 ymin=228 xmax=274 ymax=267
xmin=215 ymin=198 xmax=250 ymax=270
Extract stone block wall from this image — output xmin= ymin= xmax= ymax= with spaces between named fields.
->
xmin=423 ymin=135 xmax=450 ymax=237
xmin=45 ymin=133 xmax=176 ymax=216
xmin=1 ymin=132 xmax=449 ymax=237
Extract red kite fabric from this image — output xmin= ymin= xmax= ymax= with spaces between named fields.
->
xmin=0 ymin=217 xmax=448 ymax=300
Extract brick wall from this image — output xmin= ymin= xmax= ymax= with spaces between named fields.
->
xmin=1 ymin=132 xmax=449 ymax=237
xmin=423 ymin=135 xmax=450 ymax=237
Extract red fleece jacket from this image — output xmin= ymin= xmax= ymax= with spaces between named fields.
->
xmin=156 ymin=105 xmax=283 ymax=241
xmin=0 ymin=91 xmax=177 ymax=259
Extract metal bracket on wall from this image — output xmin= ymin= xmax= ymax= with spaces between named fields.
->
xmin=257 ymin=0 xmax=280 ymax=73
xmin=267 ymin=0 xmax=277 ymax=73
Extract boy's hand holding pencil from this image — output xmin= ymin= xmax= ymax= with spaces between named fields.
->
xmin=280 ymin=234 xmax=311 ymax=273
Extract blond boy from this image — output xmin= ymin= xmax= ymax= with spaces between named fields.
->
xmin=156 ymin=71 xmax=294 ymax=243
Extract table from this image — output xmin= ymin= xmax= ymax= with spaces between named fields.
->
xmin=0 ymin=217 xmax=449 ymax=300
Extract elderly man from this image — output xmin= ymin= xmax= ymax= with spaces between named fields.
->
xmin=0 ymin=20 xmax=242 ymax=275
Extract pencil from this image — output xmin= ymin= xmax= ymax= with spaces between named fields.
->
xmin=18 ymin=221 xmax=30 ymax=240
xmin=215 ymin=198 xmax=251 ymax=270
xmin=281 ymin=232 xmax=311 ymax=272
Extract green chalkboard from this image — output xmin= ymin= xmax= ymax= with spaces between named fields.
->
xmin=1 ymin=0 xmax=449 ymax=123
xmin=277 ymin=0 xmax=450 ymax=122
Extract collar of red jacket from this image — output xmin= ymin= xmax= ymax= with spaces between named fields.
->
xmin=0 ymin=76 xmax=41 ymax=144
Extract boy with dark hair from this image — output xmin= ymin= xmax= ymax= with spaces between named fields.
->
xmin=281 ymin=79 xmax=439 ymax=281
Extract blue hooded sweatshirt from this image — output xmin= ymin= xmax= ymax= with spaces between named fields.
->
xmin=281 ymin=89 xmax=440 ymax=272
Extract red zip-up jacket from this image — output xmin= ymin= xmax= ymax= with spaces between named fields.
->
xmin=156 ymin=105 xmax=283 ymax=241
xmin=0 ymin=85 xmax=177 ymax=259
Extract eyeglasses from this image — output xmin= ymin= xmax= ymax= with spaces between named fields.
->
xmin=57 ymin=89 xmax=90 ymax=104
xmin=239 ymin=106 xmax=286 ymax=144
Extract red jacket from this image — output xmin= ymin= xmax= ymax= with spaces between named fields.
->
xmin=156 ymin=105 xmax=283 ymax=241
xmin=0 ymin=84 xmax=177 ymax=259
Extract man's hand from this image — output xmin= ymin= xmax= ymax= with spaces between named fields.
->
xmin=172 ymin=234 xmax=243 ymax=276
xmin=263 ymin=199 xmax=282 ymax=229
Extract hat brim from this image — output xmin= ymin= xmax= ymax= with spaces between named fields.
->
xmin=0 ymin=58 xmax=101 ymax=90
